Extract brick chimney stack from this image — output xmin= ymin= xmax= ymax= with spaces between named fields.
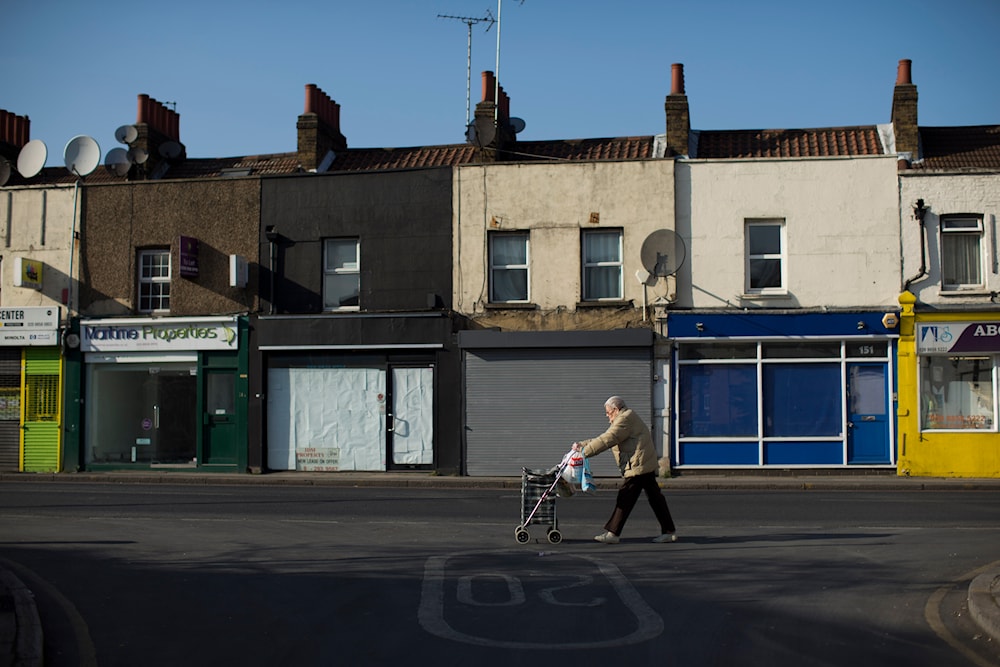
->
xmin=472 ymin=71 xmax=516 ymax=162
xmin=128 ymin=94 xmax=186 ymax=178
xmin=891 ymin=59 xmax=919 ymax=165
xmin=664 ymin=63 xmax=691 ymax=157
xmin=0 ymin=109 xmax=30 ymax=162
xmin=297 ymin=84 xmax=347 ymax=172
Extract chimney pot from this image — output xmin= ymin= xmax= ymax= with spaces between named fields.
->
xmin=481 ymin=71 xmax=496 ymax=103
xmin=304 ymin=84 xmax=317 ymax=114
xmin=137 ymin=94 xmax=150 ymax=124
xmin=671 ymin=63 xmax=685 ymax=95
xmin=896 ymin=59 xmax=912 ymax=85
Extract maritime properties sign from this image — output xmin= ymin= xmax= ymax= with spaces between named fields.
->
xmin=80 ymin=316 xmax=238 ymax=352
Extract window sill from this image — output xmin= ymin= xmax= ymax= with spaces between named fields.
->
xmin=485 ymin=302 xmax=537 ymax=310
xmin=576 ymin=300 xmax=633 ymax=309
xmin=739 ymin=292 xmax=789 ymax=300
xmin=938 ymin=289 xmax=991 ymax=297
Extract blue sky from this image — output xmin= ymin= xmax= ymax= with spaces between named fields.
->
xmin=4 ymin=0 xmax=999 ymax=168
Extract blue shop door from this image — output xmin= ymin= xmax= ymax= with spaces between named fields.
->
xmin=846 ymin=363 xmax=890 ymax=464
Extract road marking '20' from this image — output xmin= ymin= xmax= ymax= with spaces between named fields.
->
xmin=419 ymin=550 xmax=663 ymax=649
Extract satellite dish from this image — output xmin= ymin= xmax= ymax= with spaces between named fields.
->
xmin=0 ymin=159 xmax=10 ymax=186
xmin=105 ymin=148 xmax=131 ymax=177
xmin=115 ymin=124 xmax=138 ymax=144
xmin=159 ymin=141 xmax=182 ymax=159
xmin=128 ymin=147 xmax=149 ymax=164
xmin=509 ymin=117 xmax=526 ymax=134
xmin=472 ymin=117 xmax=496 ymax=147
xmin=16 ymin=139 xmax=47 ymax=178
xmin=640 ymin=229 xmax=687 ymax=278
xmin=64 ymin=135 xmax=101 ymax=176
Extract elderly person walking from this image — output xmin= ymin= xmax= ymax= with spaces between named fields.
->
xmin=572 ymin=396 xmax=677 ymax=544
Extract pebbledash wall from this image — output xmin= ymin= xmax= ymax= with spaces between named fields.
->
xmin=63 ymin=315 xmax=249 ymax=472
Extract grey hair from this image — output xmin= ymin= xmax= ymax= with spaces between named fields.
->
xmin=605 ymin=396 xmax=627 ymax=410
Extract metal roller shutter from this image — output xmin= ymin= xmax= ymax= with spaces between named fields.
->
xmin=465 ymin=347 xmax=652 ymax=476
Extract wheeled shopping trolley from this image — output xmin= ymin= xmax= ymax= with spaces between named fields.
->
xmin=514 ymin=464 xmax=567 ymax=544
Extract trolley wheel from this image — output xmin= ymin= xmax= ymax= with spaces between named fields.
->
xmin=515 ymin=527 xmax=531 ymax=544
xmin=547 ymin=529 xmax=563 ymax=544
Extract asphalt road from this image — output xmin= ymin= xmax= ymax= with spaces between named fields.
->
xmin=0 ymin=482 xmax=998 ymax=667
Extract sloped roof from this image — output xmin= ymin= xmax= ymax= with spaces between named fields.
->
xmin=501 ymin=136 xmax=655 ymax=161
xmin=913 ymin=125 xmax=1000 ymax=170
xmin=6 ymin=123 xmax=999 ymax=187
xmin=694 ymin=127 xmax=886 ymax=159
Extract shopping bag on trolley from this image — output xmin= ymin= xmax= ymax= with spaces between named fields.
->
xmin=561 ymin=449 xmax=584 ymax=483
xmin=580 ymin=456 xmax=595 ymax=493
xmin=560 ymin=449 xmax=595 ymax=493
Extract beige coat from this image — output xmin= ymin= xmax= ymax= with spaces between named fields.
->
xmin=580 ymin=408 xmax=658 ymax=478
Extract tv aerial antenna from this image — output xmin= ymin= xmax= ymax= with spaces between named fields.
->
xmin=438 ymin=10 xmax=496 ymax=126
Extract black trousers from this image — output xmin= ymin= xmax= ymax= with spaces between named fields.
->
xmin=604 ymin=471 xmax=676 ymax=536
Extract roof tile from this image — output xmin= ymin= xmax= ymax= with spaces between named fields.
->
xmin=695 ymin=127 xmax=885 ymax=159
xmin=912 ymin=125 xmax=1000 ymax=170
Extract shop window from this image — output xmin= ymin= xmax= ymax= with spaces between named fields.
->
xmin=746 ymin=220 xmax=785 ymax=294
xmin=489 ymin=232 xmax=529 ymax=303
xmin=323 ymin=238 xmax=360 ymax=310
xmin=138 ymin=249 xmax=170 ymax=313
xmin=920 ymin=356 xmax=994 ymax=430
xmin=582 ymin=229 xmax=623 ymax=300
xmin=763 ymin=364 xmax=842 ymax=436
xmin=762 ymin=342 xmax=839 ymax=358
xmin=678 ymin=364 xmax=758 ymax=437
xmin=940 ymin=216 xmax=984 ymax=291
xmin=679 ymin=343 xmax=757 ymax=361
xmin=86 ymin=362 xmax=197 ymax=464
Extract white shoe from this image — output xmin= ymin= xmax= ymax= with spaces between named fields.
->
xmin=652 ymin=533 xmax=677 ymax=543
xmin=594 ymin=531 xmax=620 ymax=544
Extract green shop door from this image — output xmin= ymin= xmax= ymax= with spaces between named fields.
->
xmin=22 ymin=347 xmax=62 ymax=472
xmin=202 ymin=369 xmax=237 ymax=466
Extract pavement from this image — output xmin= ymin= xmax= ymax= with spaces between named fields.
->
xmin=1 ymin=469 xmax=999 ymax=666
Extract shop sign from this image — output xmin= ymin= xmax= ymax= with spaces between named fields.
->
xmin=295 ymin=447 xmax=340 ymax=472
xmin=917 ymin=322 xmax=1000 ymax=354
xmin=0 ymin=307 xmax=60 ymax=346
xmin=13 ymin=258 xmax=43 ymax=290
xmin=81 ymin=317 xmax=238 ymax=352
xmin=179 ymin=236 xmax=199 ymax=278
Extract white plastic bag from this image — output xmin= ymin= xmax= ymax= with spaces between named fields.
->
xmin=561 ymin=449 xmax=584 ymax=483
xmin=561 ymin=448 xmax=595 ymax=492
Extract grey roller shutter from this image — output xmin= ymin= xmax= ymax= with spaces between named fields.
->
xmin=465 ymin=347 xmax=652 ymax=476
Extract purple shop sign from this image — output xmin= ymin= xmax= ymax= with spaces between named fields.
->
xmin=917 ymin=322 xmax=1000 ymax=354
xmin=179 ymin=236 xmax=199 ymax=278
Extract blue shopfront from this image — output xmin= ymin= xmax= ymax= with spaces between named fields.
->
xmin=665 ymin=312 xmax=898 ymax=469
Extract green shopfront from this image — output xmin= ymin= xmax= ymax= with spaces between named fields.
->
xmin=69 ymin=316 xmax=248 ymax=472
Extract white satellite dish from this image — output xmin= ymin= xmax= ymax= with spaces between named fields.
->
xmin=115 ymin=124 xmax=138 ymax=144
xmin=128 ymin=147 xmax=149 ymax=164
xmin=16 ymin=139 xmax=47 ymax=178
xmin=64 ymin=135 xmax=101 ymax=176
xmin=0 ymin=159 xmax=10 ymax=186
xmin=640 ymin=229 xmax=687 ymax=278
xmin=159 ymin=141 xmax=182 ymax=159
xmin=105 ymin=147 xmax=131 ymax=177
xmin=509 ymin=117 xmax=526 ymax=134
